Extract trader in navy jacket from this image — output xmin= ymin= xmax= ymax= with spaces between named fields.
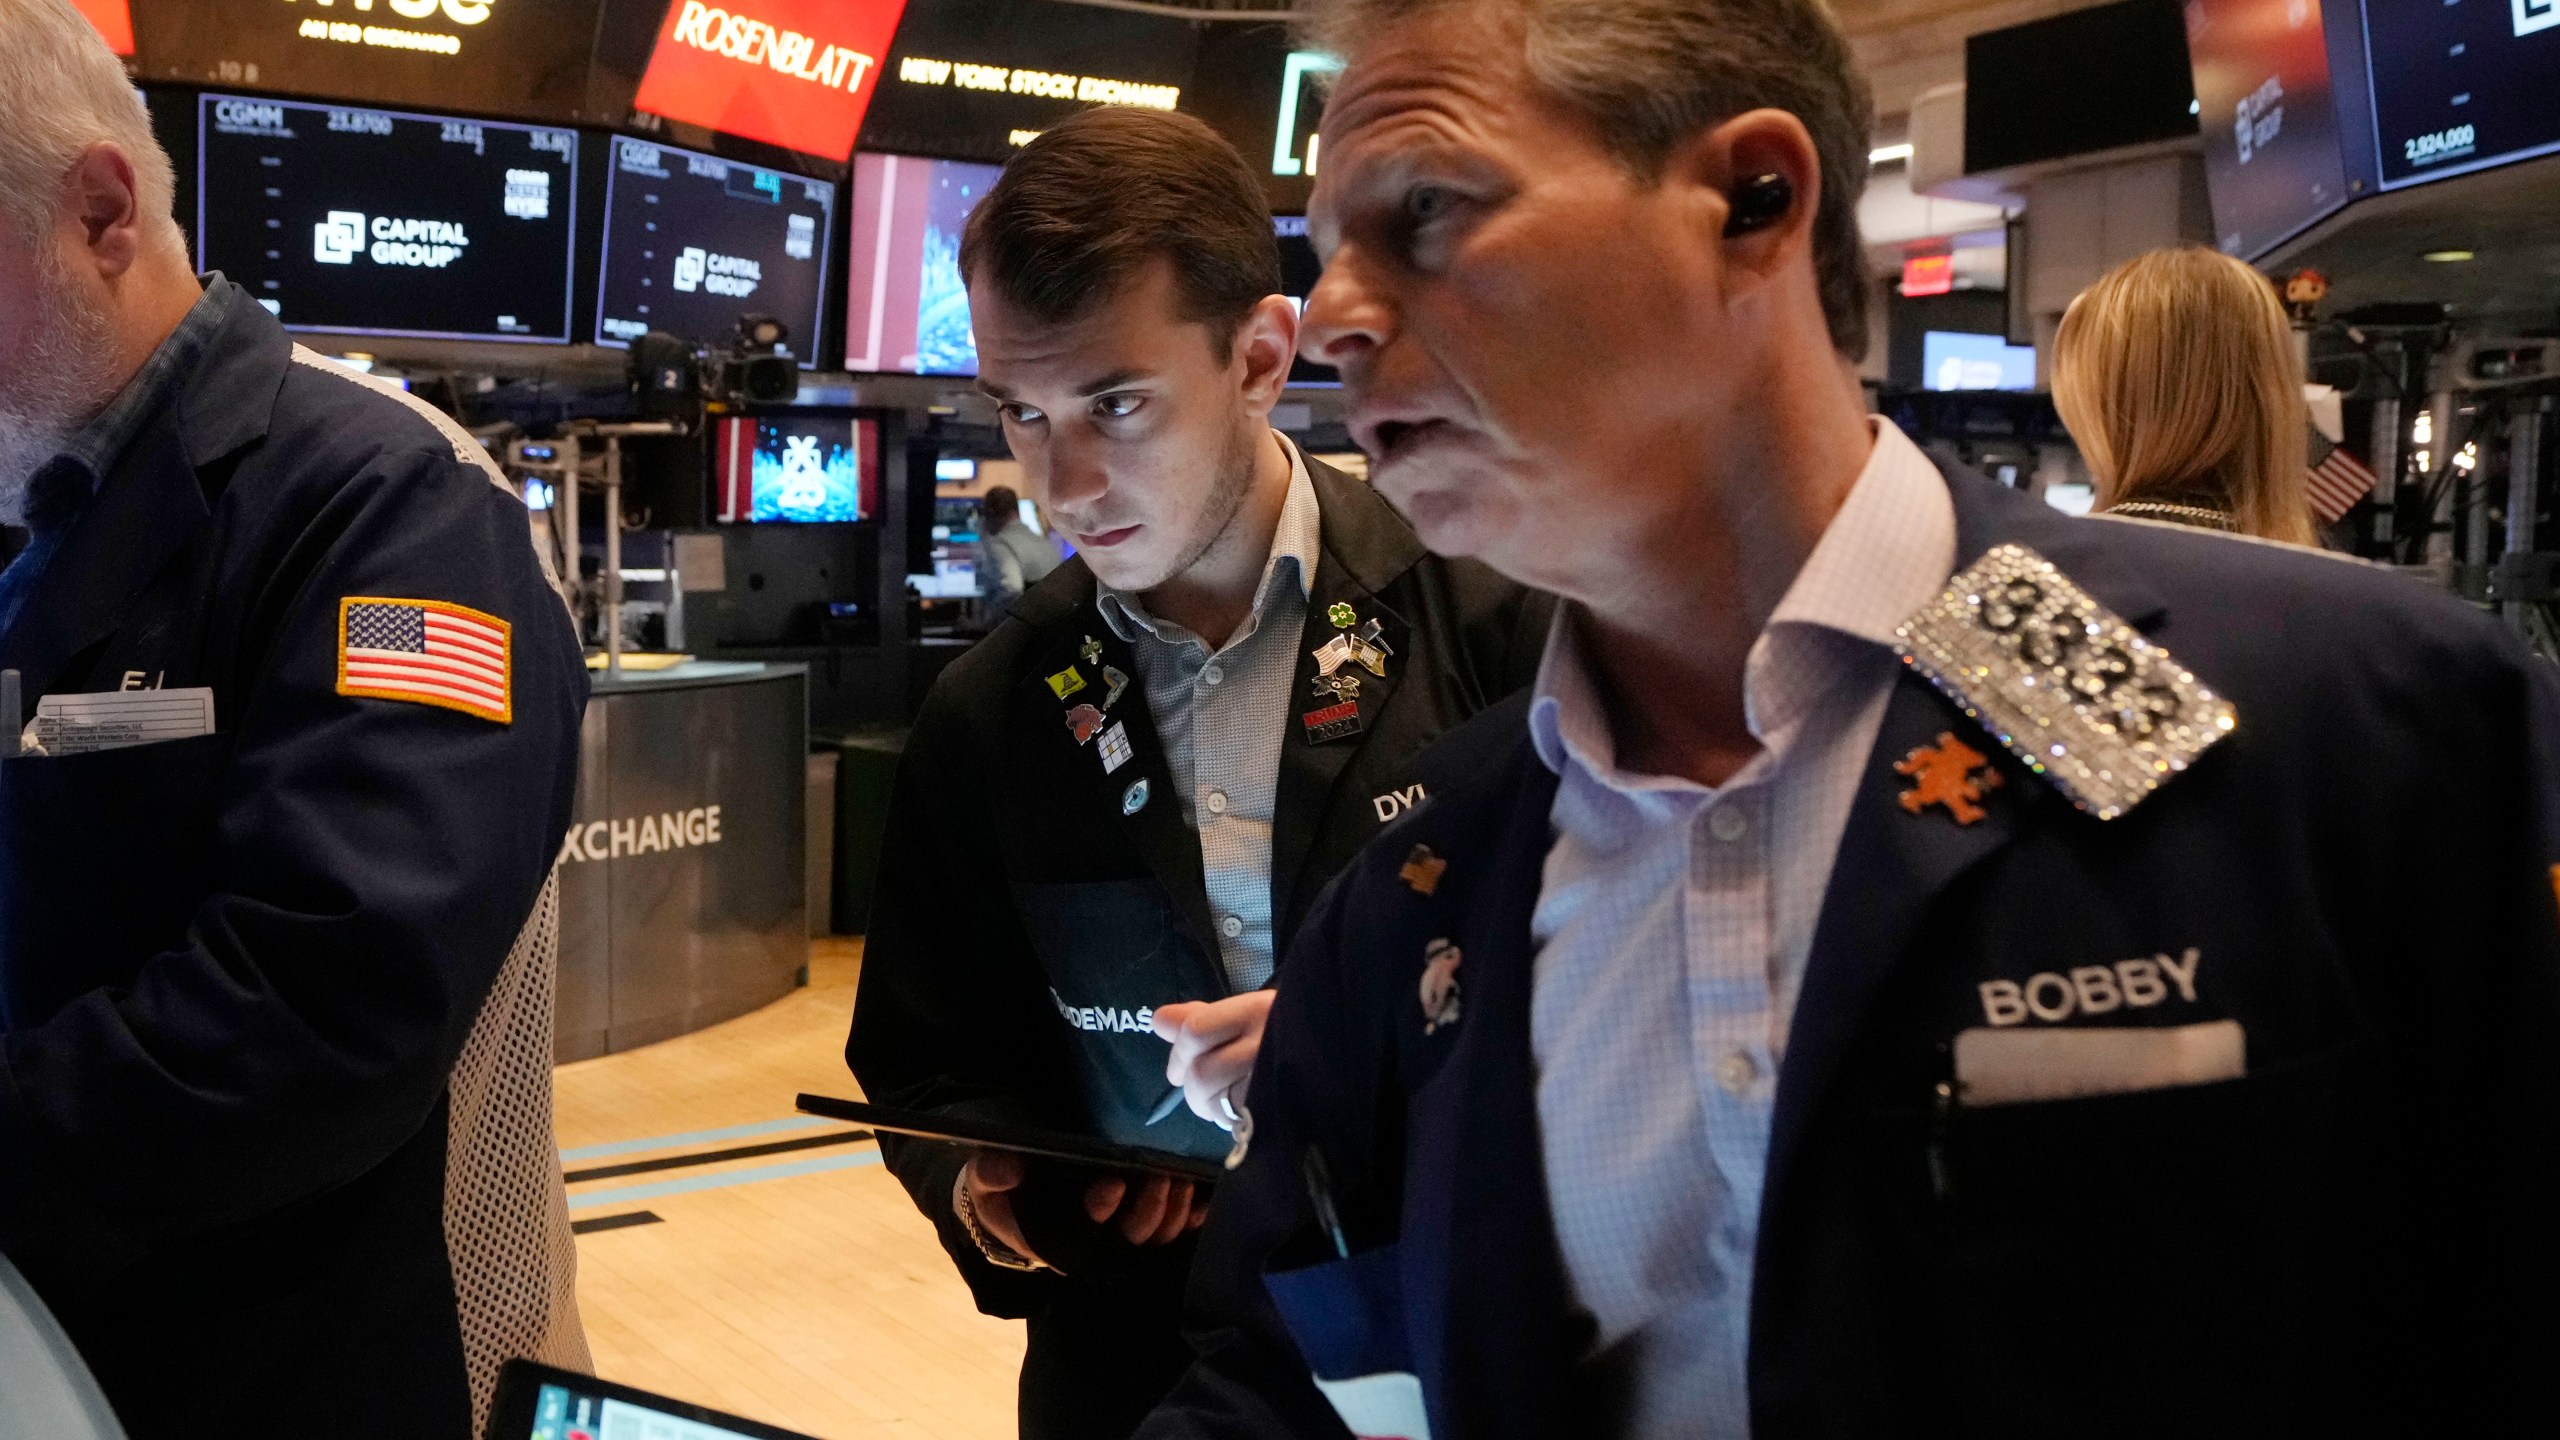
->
xmin=1141 ymin=0 xmax=2560 ymax=1434
xmin=0 ymin=5 xmax=588 ymax=1433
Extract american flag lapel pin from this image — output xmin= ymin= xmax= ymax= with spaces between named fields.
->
xmin=336 ymin=596 xmax=513 ymax=724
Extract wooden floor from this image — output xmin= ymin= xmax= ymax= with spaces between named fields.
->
xmin=551 ymin=938 xmax=1024 ymax=1440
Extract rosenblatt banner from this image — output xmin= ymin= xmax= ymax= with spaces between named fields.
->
xmin=633 ymin=0 xmax=910 ymax=160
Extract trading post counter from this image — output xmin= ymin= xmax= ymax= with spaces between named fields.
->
xmin=555 ymin=662 xmax=808 ymax=1062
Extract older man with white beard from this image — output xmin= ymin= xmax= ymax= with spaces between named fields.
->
xmin=0 ymin=2 xmax=591 ymax=1435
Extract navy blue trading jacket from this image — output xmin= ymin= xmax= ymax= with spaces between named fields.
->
xmin=1142 ymin=461 xmax=2560 ymax=1440
xmin=0 ymin=282 xmax=586 ymax=1437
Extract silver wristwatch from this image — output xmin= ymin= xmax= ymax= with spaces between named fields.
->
xmin=953 ymin=1173 xmax=1046 ymax=1272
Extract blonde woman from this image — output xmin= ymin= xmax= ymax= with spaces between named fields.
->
xmin=2053 ymin=246 xmax=2320 ymax=544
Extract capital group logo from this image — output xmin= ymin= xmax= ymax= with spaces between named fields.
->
xmin=311 ymin=211 xmax=473 ymax=268
xmin=313 ymin=211 xmax=365 ymax=263
xmin=671 ymin=246 xmax=763 ymax=297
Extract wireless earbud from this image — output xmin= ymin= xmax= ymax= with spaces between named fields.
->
xmin=1723 ymin=173 xmax=1794 ymax=236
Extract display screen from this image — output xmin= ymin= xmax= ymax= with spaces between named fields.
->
xmin=1966 ymin=0 xmax=2198 ymax=172
xmin=72 ymin=0 xmax=132 ymax=54
xmin=630 ymin=0 xmax=909 ymax=161
xmin=843 ymin=151 xmax=1000 ymax=374
xmin=2363 ymin=0 xmax=2560 ymax=188
xmin=595 ymin=138 xmax=834 ymax=365
xmin=532 ymin=1382 xmax=788 ymax=1440
xmin=1923 ymin=330 xmax=2038 ymax=391
xmin=2188 ymin=0 xmax=2352 ymax=258
xmin=1275 ymin=216 xmax=1338 ymax=388
xmin=1184 ymin=24 xmax=1333 ymax=213
xmin=195 ymin=94 xmax=577 ymax=343
xmin=712 ymin=414 xmax=878 ymax=522
xmin=134 ymin=0 xmax=606 ymax=123
xmin=861 ymin=0 xmax=1198 ymax=163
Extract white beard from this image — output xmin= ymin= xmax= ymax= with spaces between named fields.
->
xmin=0 ymin=246 xmax=118 ymax=525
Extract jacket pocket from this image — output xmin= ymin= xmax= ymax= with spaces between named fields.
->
xmin=1918 ymin=1039 xmax=2381 ymax=1436
xmin=0 ymin=732 xmax=227 ymax=1027
xmin=1266 ymin=1241 xmax=1434 ymax=1440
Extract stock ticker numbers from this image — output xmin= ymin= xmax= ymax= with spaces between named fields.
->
xmin=196 ymin=94 xmax=578 ymax=342
xmin=2363 ymin=0 xmax=2560 ymax=187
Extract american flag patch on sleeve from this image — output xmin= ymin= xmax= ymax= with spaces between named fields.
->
xmin=336 ymin=597 xmax=513 ymax=723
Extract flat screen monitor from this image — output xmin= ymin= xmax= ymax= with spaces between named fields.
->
xmin=490 ymin=1360 xmax=822 ymax=1440
xmin=72 ymin=0 xmax=131 ymax=54
xmin=195 ymin=95 xmax=577 ymax=343
xmin=631 ymin=0 xmax=911 ymax=161
xmin=134 ymin=0 xmax=606 ymax=124
xmin=1965 ymin=0 xmax=2198 ymax=173
xmin=595 ymin=138 xmax=835 ymax=366
xmin=862 ymin=0 xmax=1198 ymax=163
xmin=711 ymin=414 xmax=879 ymax=522
xmin=843 ymin=151 xmax=1002 ymax=375
xmin=2362 ymin=0 xmax=2560 ymax=188
xmin=1184 ymin=24 xmax=1328 ymax=213
xmin=1923 ymin=330 xmax=2038 ymax=392
xmin=1274 ymin=215 xmax=1338 ymax=387
xmin=2189 ymin=0 xmax=2353 ymax=259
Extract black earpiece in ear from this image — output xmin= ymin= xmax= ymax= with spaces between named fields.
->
xmin=1722 ymin=173 xmax=1794 ymax=236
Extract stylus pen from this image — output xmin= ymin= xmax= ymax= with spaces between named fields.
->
xmin=1302 ymin=1145 xmax=1351 ymax=1260
xmin=1145 ymin=1085 xmax=1187 ymax=1126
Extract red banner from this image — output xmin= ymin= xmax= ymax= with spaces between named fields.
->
xmin=633 ymin=0 xmax=910 ymax=161
xmin=72 ymin=0 xmax=132 ymax=55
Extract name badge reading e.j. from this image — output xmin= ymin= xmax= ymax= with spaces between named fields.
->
xmin=23 ymin=688 xmax=216 ymax=756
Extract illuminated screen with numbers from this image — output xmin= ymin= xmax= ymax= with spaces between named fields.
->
xmin=195 ymin=94 xmax=579 ymax=343
xmin=594 ymin=137 xmax=835 ymax=366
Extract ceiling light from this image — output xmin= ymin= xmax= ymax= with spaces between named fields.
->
xmin=2422 ymin=249 xmax=2476 ymax=262
xmin=1868 ymin=142 xmax=1914 ymax=165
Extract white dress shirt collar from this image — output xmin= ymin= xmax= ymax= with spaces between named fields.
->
xmin=1096 ymin=431 xmax=1319 ymax=646
xmin=1529 ymin=420 xmax=1958 ymax=784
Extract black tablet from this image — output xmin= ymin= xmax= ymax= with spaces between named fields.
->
xmin=794 ymin=1093 xmax=1228 ymax=1183
xmin=485 ymin=1359 xmax=822 ymax=1440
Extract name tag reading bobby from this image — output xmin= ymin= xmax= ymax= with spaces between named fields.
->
xmin=25 ymin=688 xmax=216 ymax=756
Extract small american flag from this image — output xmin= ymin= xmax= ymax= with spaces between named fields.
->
xmin=2307 ymin=431 xmax=2381 ymax=524
xmin=336 ymin=597 xmax=513 ymax=724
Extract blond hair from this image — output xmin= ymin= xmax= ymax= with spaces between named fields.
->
xmin=0 ymin=0 xmax=180 ymax=247
xmin=2053 ymin=246 xmax=2316 ymax=545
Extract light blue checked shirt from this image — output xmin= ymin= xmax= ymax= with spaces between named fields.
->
xmin=1525 ymin=422 xmax=1955 ymax=1435
xmin=1095 ymin=433 xmax=1319 ymax=993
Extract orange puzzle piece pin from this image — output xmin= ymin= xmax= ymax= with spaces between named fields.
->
xmin=1399 ymin=844 xmax=1448 ymax=896
xmin=1896 ymin=731 xmax=2003 ymax=825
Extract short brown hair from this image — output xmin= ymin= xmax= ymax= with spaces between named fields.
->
xmin=961 ymin=107 xmax=1282 ymax=356
xmin=1307 ymin=0 xmax=1875 ymax=358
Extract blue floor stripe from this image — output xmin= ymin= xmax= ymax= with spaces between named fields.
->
xmin=566 ymin=1148 xmax=883 ymax=1212
xmin=558 ymin=1115 xmax=838 ymax=1163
